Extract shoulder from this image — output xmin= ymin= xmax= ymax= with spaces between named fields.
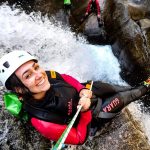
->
xmin=46 ymin=70 xmax=64 ymax=82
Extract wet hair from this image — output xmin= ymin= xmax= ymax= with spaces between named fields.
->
xmin=6 ymin=73 xmax=32 ymax=97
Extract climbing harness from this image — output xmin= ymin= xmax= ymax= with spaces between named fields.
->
xmin=52 ymin=81 xmax=93 ymax=150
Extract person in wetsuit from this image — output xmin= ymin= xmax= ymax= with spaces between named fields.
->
xmin=64 ymin=0 xmax=72 ymax=16
xmin=81 ymin=0 xmax=103 ymax=27
xmin=0 ymin=50 xmax=150 ymax=145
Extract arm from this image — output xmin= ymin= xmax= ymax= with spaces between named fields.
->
xmin=61 ymin=74 xmax=92 ymax=100
xmin=86 ymin=0 xmax=92 ymax=14
xmin=61 ymin=74 xmax=85 ymax=92
xmin=47 ymin=71 xmax=85 ymax=92
xmin=61 ymin=74 xmax=93 ymax=111
xmin=31 ymin=110 xmax=92 ymax=145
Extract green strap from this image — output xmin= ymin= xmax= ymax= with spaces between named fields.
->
xmin=64 ymin=0 xmax=71 ymax=5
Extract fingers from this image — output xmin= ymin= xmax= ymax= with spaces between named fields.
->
xmin=97 ymin=14 xmax=101 ymax=19
xmin=85 ymin=12 xmax=88 ymax=16
xmin=79 ymin=89 xmax=93 ymax=99
xmin=78 ymin=97 xmax=91 ymax=112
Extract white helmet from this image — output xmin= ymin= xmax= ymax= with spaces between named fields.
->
xmin=0 ymin=50 xmax=37 ymax=86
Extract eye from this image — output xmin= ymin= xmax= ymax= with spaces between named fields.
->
xmin=35 ymin=65 xmax=39 ymax=70
xmin=25 ymin=73 xmax=31 ymax=79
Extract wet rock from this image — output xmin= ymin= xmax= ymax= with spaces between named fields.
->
xmin=76 ymin=108 xmax=150 ymax=150
xmin=128 ymin=3 xmax=148 ymax=21
xmin=0 ymin=107 xmax=52 ymax=150
xmin=103 ymin=0 xmax=150 ymax=84
xmin=138 ymin=19 xmax=150 ymax=30
xmin=80 ymin=15 xmax=107 ymax=44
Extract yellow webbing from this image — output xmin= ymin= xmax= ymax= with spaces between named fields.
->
xmin=50 ymin=70 xmax=56 ymax=78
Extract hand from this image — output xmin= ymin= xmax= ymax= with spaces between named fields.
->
xmin=85 ymin=12 xmax=88 ymax=16
xmin=78 ymin=97 xmax=91 ymax=112
xmin=79 ymin=89 xmax=92 ymax=99
xmin=97 ymin=14 xmax=100 ymax=19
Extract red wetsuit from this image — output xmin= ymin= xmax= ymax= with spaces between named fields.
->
xmin=86 ymin=0 xmax=101 ymax=16
xmin=30 ymin=72 xmax=92 ymax=145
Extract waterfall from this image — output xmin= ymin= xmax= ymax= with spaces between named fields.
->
xmin=0 ymin=2 xmax=150 ymax=145
xmin=0 ymin=3 xmax=124 ymax=85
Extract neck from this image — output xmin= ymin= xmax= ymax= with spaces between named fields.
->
xmin=33 ymin=91 xmax=47 ymax=100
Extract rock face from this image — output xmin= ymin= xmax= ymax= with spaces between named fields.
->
xmin=0 ymin=107 xmax=52 ymax=150
xmin=76 ymin=108 xmax=150 ymax=150
xmin=103 ymin=0 xmax=150 ymax=84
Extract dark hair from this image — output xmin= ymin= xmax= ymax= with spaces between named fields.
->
xmin=6 ymin=73 xmax=32 ymax=97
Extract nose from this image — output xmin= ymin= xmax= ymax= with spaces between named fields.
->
xmin=34 ymin=70 xmax=42 ymax=80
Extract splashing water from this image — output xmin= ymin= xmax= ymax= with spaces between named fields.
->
xmin=0 ymin=3 xmax=124 ymax=84
xmin=0 ymin=3 xmax=150 ymax=144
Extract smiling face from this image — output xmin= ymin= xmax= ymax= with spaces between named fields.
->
xmin=15 ymin=60 xmax=50 ymax=100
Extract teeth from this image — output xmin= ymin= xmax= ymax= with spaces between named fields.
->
xmin=38 ymin=79 xmax=45 ymax=86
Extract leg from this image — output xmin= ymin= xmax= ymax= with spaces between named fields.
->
xmin=91 ymin=83 xmax=149 ymax=131
xmin=92 ymin=81 xmax=133 ymax=98
xmin=64 ymin=4 xmax=71 ymax=16
xmin=97 ymin=16 xmax=103 ymax=27
xmin=101 ymin=85 xmax=147 ymax=113
xmin=96 ymin=12 xmax=104 ymax=28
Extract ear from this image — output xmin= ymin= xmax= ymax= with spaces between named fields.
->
xmin=14 ymin=87 xmax=23 ymax=94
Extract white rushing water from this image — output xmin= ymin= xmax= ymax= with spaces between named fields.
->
xmin=0 ymin=3 xmax=124 ymax=84
xmin=0 ymin=3 xmax=150 ymax=143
